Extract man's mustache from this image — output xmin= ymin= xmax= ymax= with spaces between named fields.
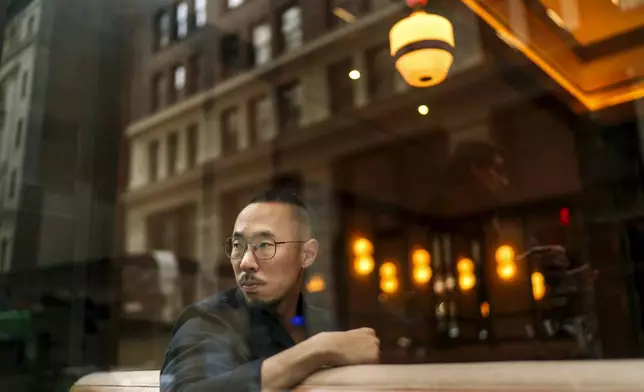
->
xmin=238 ymin=273 xmax=265 ymax=285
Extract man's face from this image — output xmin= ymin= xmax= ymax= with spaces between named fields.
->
xmin=231 ymin=202 xmax=308 ymax=306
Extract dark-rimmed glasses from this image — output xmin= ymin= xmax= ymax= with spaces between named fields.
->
xmin=224 ymin=237 xmax=307 ymax=260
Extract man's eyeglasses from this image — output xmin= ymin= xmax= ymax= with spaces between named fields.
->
xmin=224 ymin=237 xmax=307 ymax=260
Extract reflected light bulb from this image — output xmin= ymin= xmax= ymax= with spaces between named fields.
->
xmin=458 ymin=274 xmax=476 ymax=291
xmin=354 ymin=256 xmax=374 ymax=276
xmin=349 ymin=69 xmax=361 ymax=80
xmin=353 ymin=238 xmax=373 ymax=255
xmin=306 ymin=275 xmax=326 ymax=293
xmin=497 ymin=263 xmax=516 ymax=280
xmin=495 ymin=245 xmax=515 ymax=264
xmin=380 ymin=261 xmax=398 ymax=278
xmin=418 ymin=105 xmax=429 ymax=115
xmin=381 ymin=278 xmax=399 ymax=294
xmin=412 ymin=248 xmax=430 ymax=266
xmin=413 ymin=265 xmax=432 ymax=285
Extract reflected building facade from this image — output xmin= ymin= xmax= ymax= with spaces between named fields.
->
xmin=0 ymin=0 xmax=127 ymax=272
xmin=121 ymin=0 xmax=644 ymax=367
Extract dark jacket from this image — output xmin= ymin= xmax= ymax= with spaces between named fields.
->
xmin=160 ymin=288 xmax=333 ymax=392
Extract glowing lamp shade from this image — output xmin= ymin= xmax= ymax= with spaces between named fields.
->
xmin=458 ymin=274 xmax=476 ymax=291
xmin=495 ymin=245 xmax=517 ymax=281
xmin=495 ymin=245 xmax=515 ymax=264
xmin=480 ymin=301 xmax=490 ymax=318
xmin=353 ymin=238 xmax=373 ymax=255
xmin=497 ymin=263 xmax=516 ymax=280
xmin=457 ymin=257 xmax=476 ymax=291
xmin=413 ymin=265 xmax=432 ymax=285
xmin=531 ymin=272 xmax=546 ymax=301
xmin=389 ymin=11 xmax=455 ymax=88
xmin=412 ymin=248 xmax=430 ymax=266
xmin=354 ymin=256 xmax=375 ymax=276
xmin=352 ymin=237 xmax=375 ymax=276
xmin=456 ymin=257 xmax=474 ymax=274
xmin=411 ymin=248 xmax=432 ymax=285
xmin=380 ymin=278 xmax=399 ymax=294
xmin=306 ymin=275 xmax=326 ymax=293
xmin=380 ymin=260 xmax=400 ymax=294
xmin=380 ymin=261 xmax=398 ymax=278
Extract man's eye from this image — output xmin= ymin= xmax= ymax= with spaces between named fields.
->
xmin=232 ymin=241 xmax=243 ymax=249
xmin=258 ymin=241 xmax=274 ymax=249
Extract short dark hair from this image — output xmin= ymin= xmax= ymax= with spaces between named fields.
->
xmin=249 ymin=188 xmax=310 ymax=213
xmin=249 ymin=188 xmax=313 ymax=236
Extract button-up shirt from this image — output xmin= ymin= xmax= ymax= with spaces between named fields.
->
xmin=160 ymin=288 xmax=332 ymax=392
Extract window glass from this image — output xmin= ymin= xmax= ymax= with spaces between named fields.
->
xmin=4 ymin=1 xmax=644 ymax=390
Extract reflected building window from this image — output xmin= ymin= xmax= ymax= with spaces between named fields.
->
xmin=20 ymin=71 xmax=28 ymax=98
xmin=221 ymin=33 xmax=243 ymax=78
xmin=167 ymin=132 xmax=178 ymax=176
xmin=367 ymin=44 xmax=395 ymax=99
xmin=27 ymin=16 xmax=35 ymax=36
xmin=195 ymin=0 xmax=207 ymax=27
xmin=221 ymin=107 xmax=240 ymax=154
xmin=148 ymin=140 xmax=159 ymax=182
xmin=156 ymin=11 xmax=171 ymax=49
xmin=15 ymin=119 xmax=23 ymax=148
xmin=171 ymin=65 xmax=186 ymax=103
xmin=176 ymin=2 xmax=189 ymax=39
xmin=250 ymin=95 xmax=275 ymax=142
xmin=327 ymin=58 xmax=355 ymax=114
xmin=152 ymin=72 xmax=166 ymax=112
xmin=186 ymin=124 xmax=198 ymax=168
xmin=8 ymin=169 xmax=16 ymax=200
xmin=252 ymin=23 xmax=272 ymax=66
xmin=281 ymin=6 xmax=302 ymax=52
xmin=228 ymin=0 xmax=244 ymax=10
xmin=0 ymin=239 xmax=7 ymax=271
xmin=277 ymin=81 xmax=302 ymax=131
xmin=187 ymin=55 xmax=201 ymax=95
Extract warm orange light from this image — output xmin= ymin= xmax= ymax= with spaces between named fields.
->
xmin=459 ymin=0 xmax=644 ymax=111
xmin=480 ymin=301 xmax=490 ymax=318
xmin=380 ymin=278 xmax=400 ymax=294
xmin=306 ymin=275 xmax=326 ymax=293
xmin=458 ymin=274 xmax=476 ymax=291
xmin=495 ymin=245 xmax=517 ymax=281
xmin=353 ymin=238 xmax=373 ymax=256
xmin=389 ymin=10 xmax=455 ymax=88
xmin=412 ymin=249 xmax=430 ymax=266
xmin=457 ymin=257 xmax=474 ymax=273
xmin=380 ymin=261 xmax=398 ymax=279
xmin=354 ymin=256 xmax=375 ymax=276
xmin=457 ymin=257 xmax=476 ymax=291
xmin=497 ymin=263 xmax=517 ymax=280
xmin=495 ymin=245 xmax=515 ymax=264
xmin=532 ymin=272 xmax=546 ymax=301
xmin=353 ymin=237 xmax=375 ymax=277
xmin=412 ymin=265 xmax=432 ymax=285
xmin=411 ymin=248 xmax=432 ymax=286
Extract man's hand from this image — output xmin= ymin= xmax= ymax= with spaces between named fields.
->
xmin=314 ymin=327 xmax=381 ymax=366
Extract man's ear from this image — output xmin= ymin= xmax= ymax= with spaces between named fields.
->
xmin=301 ymin=238 xmax=318 ymax=269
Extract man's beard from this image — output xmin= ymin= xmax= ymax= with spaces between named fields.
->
xmin=243 ymin=293 xmax=282 ymax=310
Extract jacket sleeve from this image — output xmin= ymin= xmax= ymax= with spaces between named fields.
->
xmin=160 ymin=309 xmax=264 ymax=392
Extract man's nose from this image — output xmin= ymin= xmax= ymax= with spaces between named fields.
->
xmin=239 ymin=247 xmax=259 ymax=271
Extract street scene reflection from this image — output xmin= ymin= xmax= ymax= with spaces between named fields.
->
xmin=0 ymin=0 xmax=643 ymax=390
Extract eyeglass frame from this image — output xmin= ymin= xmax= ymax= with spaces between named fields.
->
xmin=224 ymin=236 xmax=309 ymax=260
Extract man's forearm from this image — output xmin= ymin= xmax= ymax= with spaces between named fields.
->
xmin=261 ymin=337 xmax=329 ymax=391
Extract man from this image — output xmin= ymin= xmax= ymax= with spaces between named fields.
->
xmin=160 ymin=189 xmax=380 ymax=391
